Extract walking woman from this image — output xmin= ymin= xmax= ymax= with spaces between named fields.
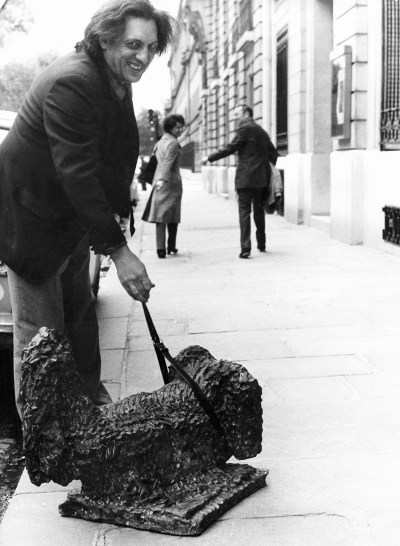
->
xmin=142 ymin=114 xmax=185 ymax=258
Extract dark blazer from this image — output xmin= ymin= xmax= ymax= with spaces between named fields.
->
xmin=0 ymin=49 xmax=138 ymax=283
xmin=208 ymin=118 xmax=278 ymax=190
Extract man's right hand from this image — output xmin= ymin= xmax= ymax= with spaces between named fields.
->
xmin=110 ymin=245 xmax=155 ymax=303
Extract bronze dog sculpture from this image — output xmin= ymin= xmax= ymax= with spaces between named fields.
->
xmin=20 ymin=327 xmax=267 ymax=536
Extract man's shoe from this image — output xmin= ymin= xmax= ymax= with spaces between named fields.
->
xmin=239 ymin=249 xmax=251 ymax=259
xmin=157 ymin=249 xmax=166 ymax=258
xmin=258 ymin=247 xmax=266 ymax=252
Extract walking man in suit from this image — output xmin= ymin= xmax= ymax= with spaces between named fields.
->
xmin=202 ymin=104 xmax=278 ymax=258
xmin=0 ymin=0 xmax=176 ymax=416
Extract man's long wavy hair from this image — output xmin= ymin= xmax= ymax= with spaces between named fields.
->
xmin=75 ymin=0 xmax=177 ymax=58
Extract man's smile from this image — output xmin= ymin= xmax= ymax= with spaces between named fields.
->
xmin=127 ymin=61 xmax=144 ymax=72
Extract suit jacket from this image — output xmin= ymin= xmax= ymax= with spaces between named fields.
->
xmin=0 ymin=49 xmax=138 ymax=282
xmin=207 ymin=118 xmax=278 ymax=190
xmin=144 ymin=132 xmax=183 ymax=224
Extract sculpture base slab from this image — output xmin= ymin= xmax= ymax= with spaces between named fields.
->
xmin=59 ymin=463 xmax=268 ymax=536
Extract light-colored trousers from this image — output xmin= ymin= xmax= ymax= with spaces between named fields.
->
xmin=7 ymin=233 xmax=111 ymax=418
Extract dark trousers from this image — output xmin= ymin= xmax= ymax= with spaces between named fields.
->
xmin=156 ymin=222 xmax=178 ymax=251
xmin=237 ymin=188 xmax=268 ymax=251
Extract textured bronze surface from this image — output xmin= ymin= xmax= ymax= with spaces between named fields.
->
xmin=20 ymin=328 xmax=267 ymax=536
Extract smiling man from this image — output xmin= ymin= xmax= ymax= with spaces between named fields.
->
xmin=0 ymin=0 xmax=177 ymax=417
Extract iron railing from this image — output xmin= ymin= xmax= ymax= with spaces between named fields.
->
xmin=381 ymin=0 xmax=400 ymax=149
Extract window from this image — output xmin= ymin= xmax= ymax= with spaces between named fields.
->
xmin=213 ymin=55 xmax=219 ymax=78
xmin=239 ymin=0 xmax=253 ymax=34
xmin=381 ymin=0 xmax=400 ymax=150
xmin=232 ymin=0 xmax=253 ymax=48
xmin=202 ymin=51 xmax=208 ymax=89
xmin=276 ymin=29 xmax=288 ymax=155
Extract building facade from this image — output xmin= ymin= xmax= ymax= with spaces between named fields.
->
xmin=168 ymin=0 xmax=400 ymax=257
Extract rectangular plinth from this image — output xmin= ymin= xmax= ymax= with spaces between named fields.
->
xmin=59 ymin=463 xmax=268 ymax=536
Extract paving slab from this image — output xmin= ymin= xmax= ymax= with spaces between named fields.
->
xmin=360 ymin=508 xmax=400 ymax=546
xmin=0 ymin=492 xmax=100 ymax=546
xmin=241 ymin=354 xmax=373 ymax=380
xmin=359 ymin=351 xmax=400 ymax=373
xmin=100 ymin=349 xmax=125 ymax=381
xmin=262 ymin=423 xmax=400 ymax=459
xmin=102 ymin=514 xmax=368 ymax=546
xmin=227 ymin=453 xmax=400 ymax=516
xmin=265 ymin=396 xmax=400 ymax=429
xmin=98 ymin=316 xmax=130 ymax=350
xmin=265 ymin=376 xmax=357 ymax=401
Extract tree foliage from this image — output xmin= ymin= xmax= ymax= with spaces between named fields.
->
xmin=0 ymin=51 xmax=59 ymax=111
xmin=136 ymin=107 xmax=162 ymax=157
xmin=0 ymin=0 xmax=33 ymax=47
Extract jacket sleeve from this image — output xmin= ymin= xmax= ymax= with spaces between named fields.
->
xmin=207 ymin=124 xmax=248 ymax=162
xmin=159 ymin=139 xmax=180 ymax=181
xmin=43 ymin=73 xmax=126 ymax=254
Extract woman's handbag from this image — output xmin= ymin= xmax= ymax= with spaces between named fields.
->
xmin=142 ymin=154 xmax=157 ymax=183
xmin=140 ymin=145 xmax=158 ymax=185
xmin=141 ymin=185 xmax=155 ymax=222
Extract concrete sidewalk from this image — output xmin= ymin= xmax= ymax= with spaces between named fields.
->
xmin=1 ymin=170 xmax=400 ymax=545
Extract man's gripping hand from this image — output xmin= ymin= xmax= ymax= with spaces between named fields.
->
xmin=110 ymin=245 xmax=155 ymax=303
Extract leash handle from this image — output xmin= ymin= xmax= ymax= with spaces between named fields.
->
xmin=142 ymin=302 xmax=170 ymax=385
xmin=141 ymin=303 xmax=225 ymax=436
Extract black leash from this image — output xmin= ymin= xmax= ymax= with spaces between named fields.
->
xmin=142 ymin=303 xmax=225 ymax=436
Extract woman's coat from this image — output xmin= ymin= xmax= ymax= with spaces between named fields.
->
xmin=145 ymin=132 xmax=182 ymax=224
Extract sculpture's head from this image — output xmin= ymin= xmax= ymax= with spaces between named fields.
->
xmin=172 ymin=346 xmax=263 ymax=460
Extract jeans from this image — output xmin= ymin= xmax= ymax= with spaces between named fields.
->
xmin=7 ymin=233 xmax=111 ymax=417
xmin=237 ymin=188 xmax=268 ymax=251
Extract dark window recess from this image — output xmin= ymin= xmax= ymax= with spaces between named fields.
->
xmin=381 ymin=0 xmax=400 ymax=150
xmin=232 ymin=19 xmax=239 ymax=48
xmin=213 ymin=55 xmax=219 ymax=78
xmin=202 ymin=51 xmax=208 ymax=89
xmin=382 ymin=206 xmax=400 ymax=244
xmin=224 ymin=39 xmax=229 ymax=68
xmin=276 ymin=29 xmax=288 ymax=155
xmin=214 ymin=86 xmax=220 ymax=146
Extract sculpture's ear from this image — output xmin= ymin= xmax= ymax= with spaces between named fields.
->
xmin=20 ymin=328 xmax=88 ymax=486
xmin=169 ymin=345 xmax=215 ymax=380
xmin=217 ymin=366 xmax=263 ymax=460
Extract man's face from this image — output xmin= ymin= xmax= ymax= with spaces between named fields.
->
xmin=101 ymin=17 xmax=158 ymax=84
xmin=234 ymin=106 xmax=245 ymax=121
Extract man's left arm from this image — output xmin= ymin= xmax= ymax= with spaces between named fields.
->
xmin=203 ymin=124 xmax=248 ymax=164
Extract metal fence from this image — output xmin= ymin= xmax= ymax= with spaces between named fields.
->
xmin=381 ymin=0 xmax=400 ymax=150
